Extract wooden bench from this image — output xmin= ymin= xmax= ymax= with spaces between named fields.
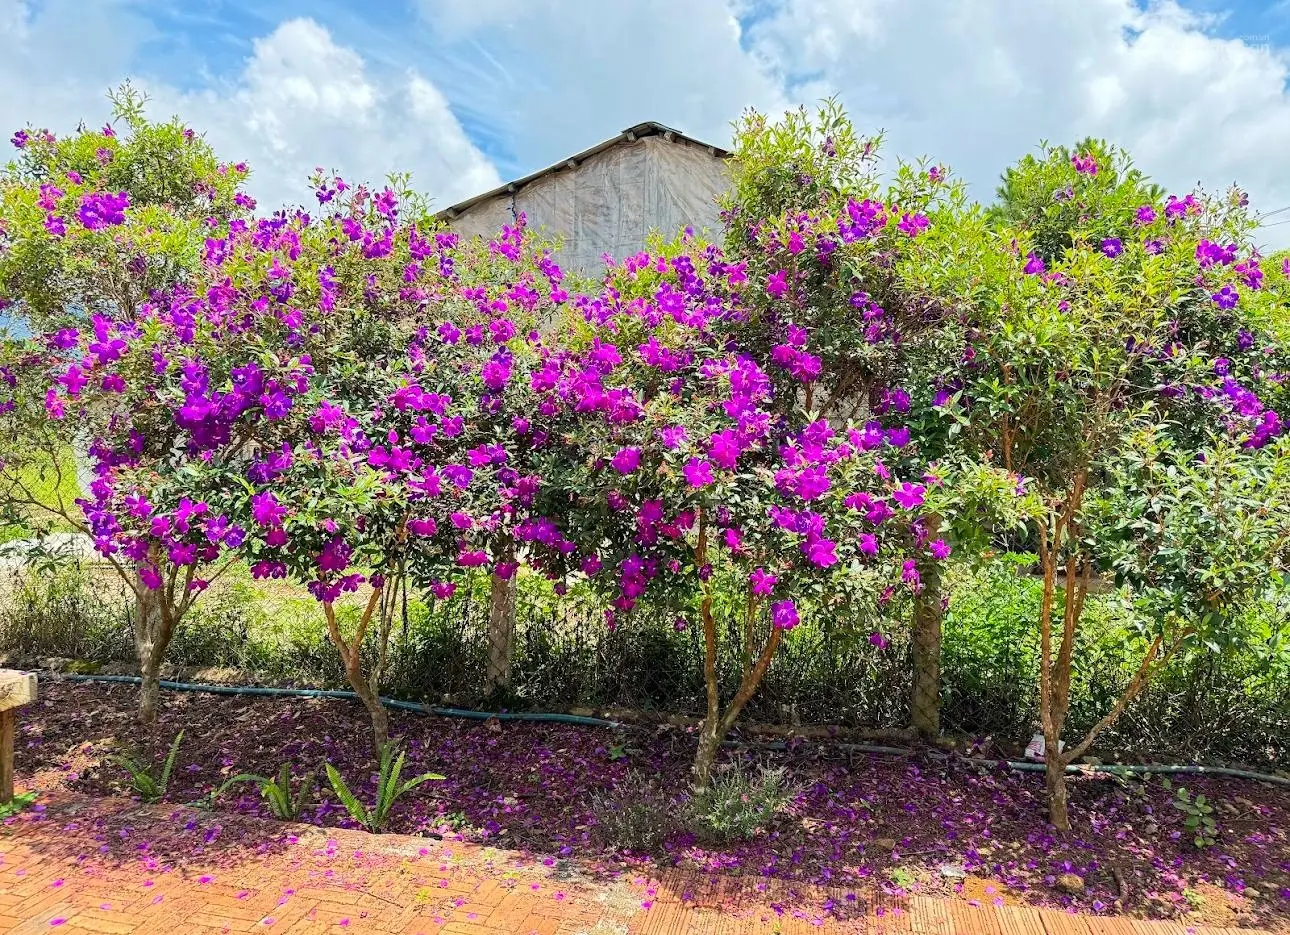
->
xmin=0 ymin=670 xmax=37 ymax=804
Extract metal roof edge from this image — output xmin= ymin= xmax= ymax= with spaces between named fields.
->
xmin=437 ymin=121 xmax=730 ymax=219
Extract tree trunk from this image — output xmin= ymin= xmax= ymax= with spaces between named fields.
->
xmin=324 ymin=591 xmax=392 ymax=756
xmin=692 ymin=715 xmax=722 ymax=794
xmin=139 ymin=656 xmax=162 ymax=727
xmin=361 ymin=692 xmax=390 ymax=754
xmin=1045 ymin=752 xmax=1070 ymax=831
xmin=910 ymin=532 xmax=943 ymax=737
xmin=133 ymin=586 xmax=174 ymax=728
xmin=485 ymin=572 xmax=517 ymax=694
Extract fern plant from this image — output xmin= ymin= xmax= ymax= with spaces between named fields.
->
xmin=214 ymin=763 xmax=316 ymax=820
xmin=107 ymin=731 xmax=183 ymax=803
xmin=324 ymin=745 xmax=443 ymax=833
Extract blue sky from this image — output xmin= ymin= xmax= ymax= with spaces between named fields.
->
xmin=5 ymin=0 xmax=1290 ymax=245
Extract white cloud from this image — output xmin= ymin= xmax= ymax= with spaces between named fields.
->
xmin=414 ymin=0 xmax=788 ymax=170
xmin=0 ymin=0 xmax=151 ymax=141
xmin=413 ymin=0 xmax=1290 ymax=246
xmin=742 ymin=0 xmax=1290 ymax=246
xmin=0 ymin=3 xmax=498 ymax=213
xmin=160 ymin=18 xmax=501 ymax=211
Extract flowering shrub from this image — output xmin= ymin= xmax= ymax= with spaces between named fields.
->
xmin=0 ymin=88 xmax=255 ymax=722
xmin=905 ymin=139 xmax=1290 ymax=827
xmin=523 ymin=218 xmax=969 ymax=785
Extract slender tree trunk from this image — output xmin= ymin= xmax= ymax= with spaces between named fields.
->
xmin=138 ymin=655 xmax=162 ymax=727
xmin=910 ymin=515 xmax=944 ymax=737
xmin=485 ymin=573 xmax=517 ymax=694
xmin=1035 ymin=476 xmax=1086 ymax=831
xmin=361 ymin=693 xmax=390 ymax=753
xmin=692 ymin=717 xmax=722 ymax=793
xmin=133 ymin=585 xmax=175 ymax=727
xmin=693 ymin=510 xmax=722 ymax=795
xmin=1045 ymin=752 xmax=1069 ymax=832
xmin=688 ymin=514 xmax=785 ymax=794
xmin=325 ymin=589 xmax=390 ymax=756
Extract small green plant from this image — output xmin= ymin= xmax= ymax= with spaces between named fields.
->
xmin=689 ymin=764 xmax=797 ymax=842
xmin=590 ymin=771 xmax=680 ymax=852
xmin=442 ymin=810 xmax=477 ymax=835
xmin=215 ymin=763 xmax=316 ymax=820
xmin=107 ymin=731 xmax=183 ymax=803
xmin=1167 ymin=782 xmax=1218 ymax=849
xmin=887 ymin=867 xmax=915 ymax=890
xmin=0 ymin=792 xmax=37 ymax=818
xmin=324 ymin=745 xmax=444 ymax=834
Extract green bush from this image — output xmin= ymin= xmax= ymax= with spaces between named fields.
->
xmin=689 ymin=764 xmax=798 ymax=842
xmin=590 ymin=771 xmax=682 ymax=852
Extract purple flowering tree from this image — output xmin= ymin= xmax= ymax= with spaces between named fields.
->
xmin=190 ymin=180 xmax=577 ymax=751
xmin=0 ymin=90 xmax=256 ymax=724
xmin=532 ymin=233 xmax=950 ymax=792
xmin=716 ymin=102 xmax=1030 ymax=738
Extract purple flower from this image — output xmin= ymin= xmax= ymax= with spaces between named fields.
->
xmin=869 ymin=631 xmax=889 ymax=650
xmin=481 ymin=354 xmax=512 ymax=391
xmin=659 ymin=425 xmax=688 ymax=448
xmin=611 ymin=447 xmax=641 ymax=474
xmin=793 ymin=467 xmax=831 ymax=501
xmin=251 ymin=491 xmax=286 ymax=527
xmin=77 ymin=190 xmax=130 ymax=229
xmin=1071 ymin=153 xmax=1097 ymax=175
xmin=766 ymin=270 xmax=788 ymax=299
xmin=683 ymin=458 xmax=714 ymax=488
xmin=892 ymin=482 xmax=926 ymax=510
xmin=804 ymin=537 xmax=838 ymax=567
xmin=707 ymin=430 xmax=742 ymax=471
xmin=1211 ymin=285 xmax=1239 ymax=310
xmin=771 ymin=599 xmax=799 ymax=630
xmin=898 ymin=212 xmax=929 ymax=237
xmin=858 ymin=533 xmax=878 ymax=556
xmin=929 ymin=539 xmax=952 ymax=560
xmin=1023 ymin=253 xmax=1045 ymax=275
xmin=749 ymin=567 xmax=777 ymax=595
xmin=1100 ymin=238 xmax=1123 ymax=258
xmin=902 ymin=559 xmax=921 ymax=591
xmin=318 ymin=539 xmax=351 ymax=573
xmin=1213 ymin=358 xmax=1231 ymax=377
xmin=1135 ymin=204 xmax=1157 ymax=225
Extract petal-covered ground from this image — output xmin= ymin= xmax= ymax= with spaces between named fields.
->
xmin=16 ymin=681 xmax=1290 ymax=929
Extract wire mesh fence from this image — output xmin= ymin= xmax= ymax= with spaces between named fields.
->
xmin=0 ymin=559 xmax=1286 ymax=769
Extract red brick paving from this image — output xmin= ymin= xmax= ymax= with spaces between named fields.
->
xmin=0 ymin=792 xmax=1272 ymax=935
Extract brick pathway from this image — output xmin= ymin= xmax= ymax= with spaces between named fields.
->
xmin=0 ymin=792 xmax=1271 ymax=935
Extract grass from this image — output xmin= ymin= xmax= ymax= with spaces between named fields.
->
xmin=0 ymin=447 xmax=84 ymax=544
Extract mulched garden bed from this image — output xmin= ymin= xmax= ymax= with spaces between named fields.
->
xmin=16 ymin=679 xmax=1290 ymax=929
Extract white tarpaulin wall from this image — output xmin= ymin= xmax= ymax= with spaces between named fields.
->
xmin=447 ymin=136 xmax=730 ymax=279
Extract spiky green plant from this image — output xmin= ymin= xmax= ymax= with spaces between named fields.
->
xmin=324 ymin=744 xmax=443 ymax=833
xmin=107 ymin=730 xmax=183 ymax=803
xmin=214 ymin=763 xmax=316 ymax=820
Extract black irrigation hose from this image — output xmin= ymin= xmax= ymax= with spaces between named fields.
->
xmin=55 ymin=673 xmax=1290 ymax=788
